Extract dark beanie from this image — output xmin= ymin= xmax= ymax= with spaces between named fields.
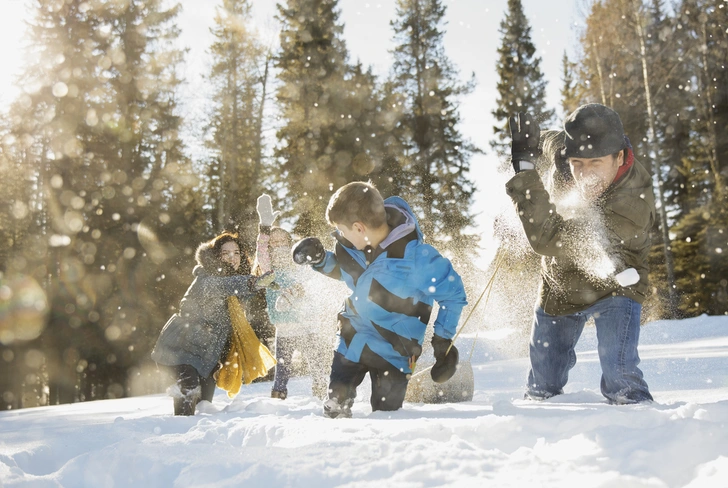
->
xmin=563 ymin=104 xmax=627 ymax=158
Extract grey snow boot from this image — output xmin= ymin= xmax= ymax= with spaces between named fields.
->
xmin=323 ymin=398 xmax=353 ymax=419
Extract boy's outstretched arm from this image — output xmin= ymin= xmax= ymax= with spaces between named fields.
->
xmin=291 ymin=237 xmax=341 ymax=280
xmin=417 ymin=245 xmax=467 ymax=383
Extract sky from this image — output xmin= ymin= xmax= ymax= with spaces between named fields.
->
xmin=0 ymin=0 xmax=584 ymax=266
xmin=1 ymin=314 xmax=727 ymax=486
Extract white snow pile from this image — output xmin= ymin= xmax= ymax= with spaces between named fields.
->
xmin=1 ymin=315 xmax=727 ymax=487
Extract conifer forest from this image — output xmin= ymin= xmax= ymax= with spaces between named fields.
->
xmin=0 ymin=0 xmax=726 ymax=410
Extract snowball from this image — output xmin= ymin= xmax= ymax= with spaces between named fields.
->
xmin=615 ymin=268 xmax=640 ymax=287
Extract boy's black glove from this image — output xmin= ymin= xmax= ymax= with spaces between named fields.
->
xmin=292 ymin=237 xmax=325 ymax=265
xmin=509 ymin=111 xmax=540 ymax=173
xmin=430 ymin=334 xmax=459 ymax=383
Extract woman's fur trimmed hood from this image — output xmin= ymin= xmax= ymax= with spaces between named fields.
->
xmin=193 ymin=234 xmax=250 ymax=276
xmin=194 ymin=240 xmax=221 ymax=273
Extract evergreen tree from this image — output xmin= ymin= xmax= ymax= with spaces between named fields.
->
xmin=488 ymin=0 xmax=551 ymax=333
xmin=3 ymin=0 xmax=114 ymax=407
xmin=650 ymin=2 xmax=694 ymax=218
xmin=205 ymin=0 xmax=270 ymax=246
xmin=491 ymin=0 xmax=554 ymax=160
xmin=669 ymin=206 xmax=725 ymax=316
xmin=275 ymin=0 xmax=358 ymax=237
xmin=560 ymin=51 xmax=579 ymax=117
xmin=389 ymin=0 xmax=479 ymax=255
xmin=0 ymin=118 xmax=35 ymax=278
xmin=1 ymin=0 xmax=201 ymax=408
xmin=344 ymin=62 xmax=388 ymax=184
xmin=575 ymin=0 xmax=684 ymax=312
xmin=369 ymin=79 xmax=408 ymax=199
xmin=575 ymin=0 xmax=648 ymax=156
xmin=0 ymin=116 xmax=47 ymax=410
xmin=666 ymin=0 xmax=728 ymax=316
xmin=76 ymin=0 xmax=198 ymax=401
xmin=680 ymin=0 xmax=728 ymax=198
xmin=573 ymin=0 xmax=728 ymax=317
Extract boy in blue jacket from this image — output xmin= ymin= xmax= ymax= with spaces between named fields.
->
xmin=292 ymin=181 xmax=468 ymax=418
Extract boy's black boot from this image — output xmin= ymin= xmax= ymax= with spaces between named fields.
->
xmin=323 ymin=397 xmax=353 ymax=419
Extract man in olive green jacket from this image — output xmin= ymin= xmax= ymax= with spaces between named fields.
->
xmin=506 ymin=104 xmax=654 ymax=404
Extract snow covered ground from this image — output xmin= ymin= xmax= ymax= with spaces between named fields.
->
xmin=1 ymin=315 xmax=727 ymax=487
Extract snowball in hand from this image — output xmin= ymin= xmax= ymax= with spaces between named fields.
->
xmin=615 ymin=268 xmax=639 ymax=287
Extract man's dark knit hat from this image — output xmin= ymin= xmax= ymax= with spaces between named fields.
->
xmin=563 ymin=103 xmax=627 ymax=158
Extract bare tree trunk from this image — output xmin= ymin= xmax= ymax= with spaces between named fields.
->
xmin=412 ymin=0 xmax=434 ymax=240
xmin=592 ymin=42 xmax=608 ymax=105
xmin=217 ymin=159 xmax=227 ymax=232
xmin=254 ymin=51 xmax=272 ymax=177
xmin=698 ymin=18 xmax=725 ymax=198
xmin=632 ymin=0 xmax=678 ymax=310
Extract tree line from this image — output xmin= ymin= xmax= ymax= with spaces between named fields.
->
xmin=568 ymin=0 xmax=728 ymax=318
xmin=0 ymin=0 xmax=725 ymax=410
xmin=0 ymin=0 xmax=477 ymax=410
xmin=490 ymin=0 xmax=727 ymax=324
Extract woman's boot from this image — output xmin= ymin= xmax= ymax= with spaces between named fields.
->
xmin=172 ymin=385 xmax=201 ymax=416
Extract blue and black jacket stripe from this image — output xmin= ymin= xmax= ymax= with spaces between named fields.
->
xmin=312 ymin=197 xmax=468 ymax=374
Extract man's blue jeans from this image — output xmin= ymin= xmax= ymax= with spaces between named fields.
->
xmin=526 ymin=296 xmax=653 ymax=404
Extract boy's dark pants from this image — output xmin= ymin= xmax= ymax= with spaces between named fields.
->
xmin=328 ymin=351 xmax=409 ymax=411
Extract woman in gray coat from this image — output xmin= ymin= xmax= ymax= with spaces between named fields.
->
xmin=152 ymin=232 xmax=273 ymax=415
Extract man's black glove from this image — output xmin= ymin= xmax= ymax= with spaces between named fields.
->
xmin=430 ymin=334 xmax=459 ymax=384
xmin=292 ymin=237 xmax=325 ymax=265
xmin=509 ymin=111 xmax=540 ymax=173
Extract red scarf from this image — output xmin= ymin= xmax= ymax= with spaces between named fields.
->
xmin=613 ymin=147 xmax=634 ymax=184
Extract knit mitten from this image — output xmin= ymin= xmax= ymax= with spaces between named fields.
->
xmin=257 ymin=194 xmax=281 ymax=230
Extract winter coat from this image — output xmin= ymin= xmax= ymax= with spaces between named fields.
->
xmin=311 ymin=196 xmax=468 ymax=374
xmin=151 ymin=242 xmax=259 ymax=377
xmin=505 ymin=151 xmax=656 ymax=316
xmin=255 ymin=232 xmax=318 ymax=337
xmin=246 ymin=289 xmax=277 ymax=346
xmin=265 ymin=267 xmax=320 ymax=337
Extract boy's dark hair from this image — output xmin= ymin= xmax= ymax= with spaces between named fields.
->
xmin=326 ymin=181 xmax=387 ymax=228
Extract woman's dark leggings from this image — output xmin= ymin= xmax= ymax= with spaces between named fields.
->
xmin=172 ymin=364 xmax=217 ymax=415
xmin=175 ymin=364 xmax=216 ymax=401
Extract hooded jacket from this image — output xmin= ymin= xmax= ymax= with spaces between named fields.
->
xmin=312 ymin=196 xmax=468 ymax=374
xmin=151 ymin=241 xmax=258 ymax=377
xmin=255 ymin=231 xmax=318 ymax=337
xmin=505 ymin=149 xmax=656 ymax=316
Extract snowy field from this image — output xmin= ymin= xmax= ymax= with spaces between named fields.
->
xmin=1 ymin=315 xmax=727 ymax=488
